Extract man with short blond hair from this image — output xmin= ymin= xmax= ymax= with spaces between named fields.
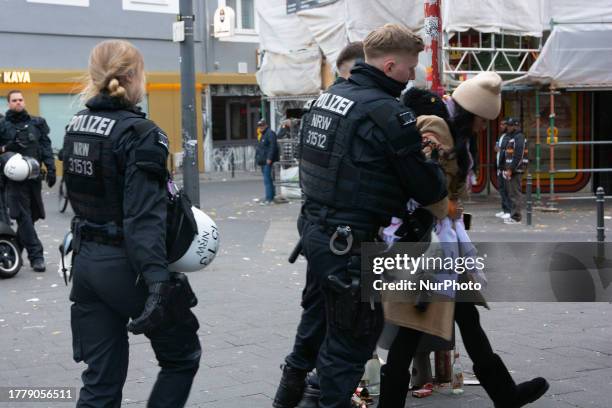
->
xmin=273 ymin=24 xmax=446 ymax=408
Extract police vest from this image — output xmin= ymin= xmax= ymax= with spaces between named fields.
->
xmin=2 ymin=118 xmax=44 ymax=160
xmin=299 ymin=83 xmax=418 ymax=219
xmin=63 ymin=109 xmax=147 ymax=226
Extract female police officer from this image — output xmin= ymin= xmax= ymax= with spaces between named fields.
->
xmin=65 ymin=40 xmax=201 ymax=408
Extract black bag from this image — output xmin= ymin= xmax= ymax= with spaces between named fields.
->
xmin=166 ymin=187 xmax=198 ymax=263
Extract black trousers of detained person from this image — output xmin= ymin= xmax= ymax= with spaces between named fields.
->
xmin=379 ymin=302 xmax=494 ymax=407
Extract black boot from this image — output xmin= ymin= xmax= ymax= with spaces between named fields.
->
xmin=473 ymin=354 xmax=549 ymax=408
xmin=273 ymin=364 xmax=308 ymax=408
xmin=377 ymin=364 xmax=410 ymax=408
xmin=296 ymin=371 xmax=319 ymax=408
xmin=296 ymin=384 xmax=319 ymax=408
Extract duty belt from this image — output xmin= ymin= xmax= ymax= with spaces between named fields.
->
xmin=71 ymin=218 xmax=124 ymax=248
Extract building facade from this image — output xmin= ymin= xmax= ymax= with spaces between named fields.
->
xmin=0 ymin=0 xmax=263 ymax=173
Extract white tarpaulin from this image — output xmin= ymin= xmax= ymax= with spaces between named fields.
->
xmin=256 ymin=0 xmax=321 ymax=95
xmin=516 ymin=24 xmax=612 ymax=88
xmin=541 ymin=0 xmax=612 ymax=28
xmin=256 ymin=49 xmax=322 ymax=96
xmin=443 ymin=0 xmax=612 ymax=36
xmin=291 ymin=0 xmax=424 ymax=70
xmin=256 ymin=0 xmax=316 ymax=54
xmin=442 ymin=0 xmax=543 ymax=36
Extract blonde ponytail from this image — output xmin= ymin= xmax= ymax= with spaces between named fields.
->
xmin=82 ymin=40 xmax=145 ymax=105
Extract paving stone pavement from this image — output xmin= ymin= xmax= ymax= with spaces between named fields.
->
xmin=0 ymin=177 xmax=610 ymax=408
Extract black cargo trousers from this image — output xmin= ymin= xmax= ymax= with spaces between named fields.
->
xmin=69 ymin=241 xmax=201 ymax=408
xmin=285 ymin=217 xmax=383 ymax=408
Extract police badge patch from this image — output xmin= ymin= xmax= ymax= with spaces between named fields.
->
xmin=156 ymin=131 xmax=169 ymax=152
xmin=397 ymin=110 xmax=417 ymax=128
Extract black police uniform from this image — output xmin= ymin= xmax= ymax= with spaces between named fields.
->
xmin=0 ymin=109 xmax=55 ymax=269
xmin=274 ymin=62 xmax=447 ymax=408
xmin=64 ymin=94 xmax=201 ymax=408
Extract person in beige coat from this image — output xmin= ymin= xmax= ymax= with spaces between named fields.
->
xmin=378 ymin=74 xmax=549 ymax=408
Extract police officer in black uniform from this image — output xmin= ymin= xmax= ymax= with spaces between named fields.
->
xmin=273 ymin=24 xmax=447 ymax=408
xmin=0 ymin=90 xmax=56 ymax=272
xmin=65 ymin=40 xmax=201 ymax=408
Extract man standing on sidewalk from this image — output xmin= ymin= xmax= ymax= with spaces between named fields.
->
xmin=503 ymin=117 xmax=527 ymax=224
xmin=255 ymin=119 xmax=279 ymax=205
xmin=0 ymin=90 xmax=56 ymax=272
xmin=495 ymin=118 xmax=512 ymax=220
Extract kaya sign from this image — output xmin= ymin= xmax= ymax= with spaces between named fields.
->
xmin=2 ymin=71 xmax=31 ymax=84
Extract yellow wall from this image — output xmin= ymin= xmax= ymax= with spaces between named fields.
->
xmin=0 ymin=69 xmax=258 ymax=173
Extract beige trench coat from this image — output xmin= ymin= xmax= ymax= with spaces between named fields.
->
xmin=381 ymin=115 xmax=484 ymax=342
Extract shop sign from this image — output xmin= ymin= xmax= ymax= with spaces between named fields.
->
xmin=1 ymin=71 xmax=31 ymax=84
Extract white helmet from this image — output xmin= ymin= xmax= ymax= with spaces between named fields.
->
xmin=169 ymin=207 xmax=219 ymax=272
xmin=3 ymin=153 xmax=40 ymax=181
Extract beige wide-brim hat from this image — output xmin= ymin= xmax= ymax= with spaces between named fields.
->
xmin=452 ymin=72 xmax=502 ymax=120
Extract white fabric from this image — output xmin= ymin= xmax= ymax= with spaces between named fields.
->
xmin=256 ymin=0 xmax=316 ymax=54
xmin=256 ymin=49 xmax=322 ymax=96
xmin=520 ymin=24 xmax=612 ymax=88
xmin=442 ymin=0 xmax=543 ymax=36
xmin=541 ymin=0 xmax=612 ymax=28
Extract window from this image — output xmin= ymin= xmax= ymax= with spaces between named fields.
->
xmin=212 ymin=96 xmax=261 ymax=143
xmin=38 ymin=94 xmax=85 ymax=152
xmin=0 ymin=98 xmax=8 ymax=116
xmin=27 ymin=0 xmax=89 ymax=6
xmin=224 ymin=0 xmax=256 ymax=32
xmin=122 ymin=0 xmax=178 ymax=14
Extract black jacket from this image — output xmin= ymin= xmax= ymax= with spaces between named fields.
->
xmin=255 ymin=127 xmax=279 ymax=165
xmin=0 ymin=109 xmax=55 ymax=222
xmin=66 ymin=94 xmax=170 ymax=284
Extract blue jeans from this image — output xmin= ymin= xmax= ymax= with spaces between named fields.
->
xmin=262 ymin=164 xmax=275 ymax=202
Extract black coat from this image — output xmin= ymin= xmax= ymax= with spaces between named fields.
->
xmin=0 ymin=110 xmax=55 ymax=222
xmin=255 ymin=127 xmax=279 ymax=165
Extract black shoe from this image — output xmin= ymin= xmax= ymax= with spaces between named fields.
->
xmin=31 ymin=260 xmax=46 ymax=273
xmin=273 ymin=364 xmax=308 ymax=408
xmin=474 ymin=354 xmax=549 ymax=408
xmin=514 ymin=377 xmax=549 ymax=407
xmin=296 ymin=384 xmax=320 ymax=408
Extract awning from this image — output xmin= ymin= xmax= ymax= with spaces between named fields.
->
xmin=509 ymin=24 xmax=612 ymax=89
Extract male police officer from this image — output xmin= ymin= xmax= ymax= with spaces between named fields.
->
xmin=273 ymin=24 xmax=447 ymax=408
xmin=0 ymin=90 xmax=55 ymax=272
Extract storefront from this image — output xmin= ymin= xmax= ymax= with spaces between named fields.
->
xmin=0 ymin=69 xmax=258 ymax=173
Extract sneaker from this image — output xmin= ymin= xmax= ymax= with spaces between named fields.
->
xmin=501 ymin=213 xmax=511 ymax=220
xmin=504 ymin=218 xmax=520 ymax=224
xmin=495 ymin=211 xmax=506 ymax=218
xmin=31 ymin=260 xmax=46 ymax=273
xmin=259 ymin=200 xmax=272 ymax=206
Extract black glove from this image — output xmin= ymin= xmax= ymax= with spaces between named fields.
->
xmin=46 ymin=170 xmax=56 ymax=188
xmin=127 ymin=281 xmax=173 ymax=335
xmin=3 ymin=140 xmax=27 ymax=153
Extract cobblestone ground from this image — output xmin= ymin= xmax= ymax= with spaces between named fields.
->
xmin=0 ymin=175 xmax=610 ymax=407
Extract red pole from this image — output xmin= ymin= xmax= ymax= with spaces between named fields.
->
xmin=424 ymin=0 xmax=444 ymax=95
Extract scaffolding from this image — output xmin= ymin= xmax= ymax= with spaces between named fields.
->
xmin=442 ymin=31 xmax=542 ymax=80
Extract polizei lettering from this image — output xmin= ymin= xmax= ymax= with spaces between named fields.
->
xmin=67 ymin=115 xmax=116 ymax=136
xmin=313 ymin=93 xmax=355 ymax=117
